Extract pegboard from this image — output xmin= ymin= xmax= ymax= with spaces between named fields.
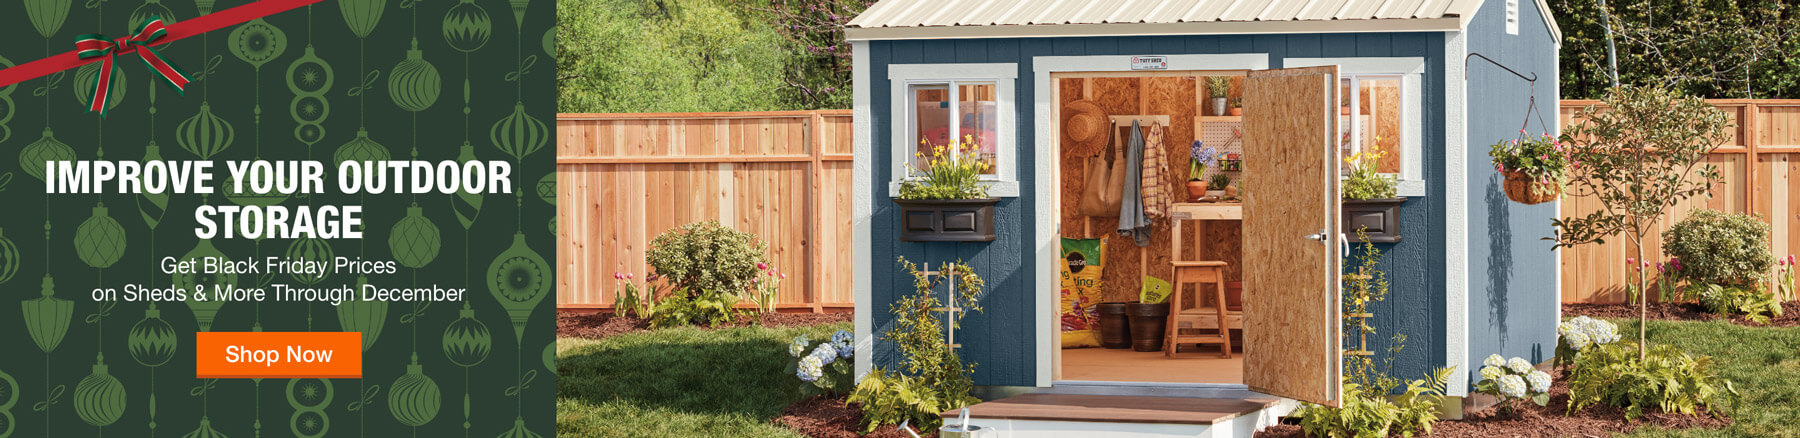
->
xmin=1196 ymin=118 xmax=1245 ymax=181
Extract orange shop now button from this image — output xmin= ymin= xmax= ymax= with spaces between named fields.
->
xmin=195 ymin=332 xmax=362 ymax=379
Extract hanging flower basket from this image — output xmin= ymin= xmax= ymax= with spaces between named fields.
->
xmin=1502 ymin=169 xmax=1562 ymax=205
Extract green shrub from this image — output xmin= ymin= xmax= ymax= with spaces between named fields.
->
xmin=1664 ymin=209 xmax=1775 ymax=287
xmin=1691 ymin=283 xmax=1783 ymax=324
xmin=647 ymin=292 xmax=737 ymax=328
xmin=849 ymin=258 xmax=984 ymax=432
xmin=1342 ymin=145 xmax=1396 ymax=200
xmin=788 ymin=330 xmax=856 ymax=397
xmin=1565 ymin=342 xmax=1735 ymax=420
xmin=646 ymin=220 xmax=766 ymax=301
xmin=1296 ymin=369 xmax=1451 ymax=438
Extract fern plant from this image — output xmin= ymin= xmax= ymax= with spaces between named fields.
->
xmin=849 ymin=257 xmax=985 ymax=432
xmin=1691 ymin=283 xmax=1783 ymax=324
xmin=1297 ymin=368 xmax=1451 ymax=438
xmin=1565 ymin=342 xmax=1736 ymax=420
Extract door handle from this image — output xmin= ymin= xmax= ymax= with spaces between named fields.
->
xmin=1304 ymin=231 xmax=1328 ymax=244
xmin=1339 ymin=233 xmax=1351 ymax=258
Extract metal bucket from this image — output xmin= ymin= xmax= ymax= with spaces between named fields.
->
xmin=939 ymin=408 xmax=989 ymax=438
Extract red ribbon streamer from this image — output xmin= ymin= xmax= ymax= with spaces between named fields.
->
xmin=76 ymin=18 xmax=193 ymax=117
xmin=0 ymin=0 xmax=323 ymax=89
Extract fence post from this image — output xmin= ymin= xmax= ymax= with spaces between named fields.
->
xmin=1744 ymin=102 xmax=1760 ymax=218
xmin=808 ymin=111 xmax=826 ymax=312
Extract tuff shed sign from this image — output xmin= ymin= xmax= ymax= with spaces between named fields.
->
xmin=1130 ymin=56 xmax=1168 ymax=70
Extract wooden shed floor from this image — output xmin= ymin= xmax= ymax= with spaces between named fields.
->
xmin=940 ymin=393 xmax=1277 ymax=425
xmin=1061 ymin=347 xmax=1243 ymax=384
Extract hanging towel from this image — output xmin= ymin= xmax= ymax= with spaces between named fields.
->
xmin=1117 ymin=121 xmax=1153 ymax=247
xmin=1140 ymin=122 xmax=1170 ymax=220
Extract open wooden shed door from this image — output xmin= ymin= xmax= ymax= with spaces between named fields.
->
xmin=1241 ymin=66 xmax=1343 ymax=407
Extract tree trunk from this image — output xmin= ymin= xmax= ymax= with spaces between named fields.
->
xmin=1635 ymin=237 xmax=1647 ymax=360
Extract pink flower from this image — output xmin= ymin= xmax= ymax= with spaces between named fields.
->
xmin=625 ymin=273 xmax=634 ymax=280
xmin=614 ymin=273 xmax=624 ymax=280
xmin=646 ymin=274 xmax=659 ymax=281
xmin=1626 ymin=257 xmax=1636 ymax=265
xmin=1656 ymin=263 xmax=1665 ymax=273
xmin=780 ymin=273 xmax=788 ymax=279
xmin=757 ymin=262 xmax=769 ymax=270
xmin=1788 ymin=254 xmax=1796 ymax=265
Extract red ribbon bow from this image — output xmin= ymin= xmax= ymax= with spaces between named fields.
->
xmin=75 ymin=17 xmax=192 ymax=118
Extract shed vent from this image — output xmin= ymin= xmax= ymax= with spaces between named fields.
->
xmin=1505 ymin=0 xmax=1520 ymax=34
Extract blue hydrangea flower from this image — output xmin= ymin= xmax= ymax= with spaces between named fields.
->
xmin=831 ymin=330 xmax=855 ymax=358
xmin=1498 ymin=374 xmax=1527 ymax=399
xmin=797 ymin=355 xmax=823 ymax=382
xmin=1526 ymin=370 xmax=1552 ymax=393
xmin=789 ymin=336 xmax=809 ymax=358
xmin=1479 ymin=366 xmax=1505 ymax=382
xmin=1507 ymin=357 xmax=1533 ymax=374
xmin=1484 ymin=354 xmax=1506 ymax=368
xmin=812 ymin=343 xmax=839 ymax=366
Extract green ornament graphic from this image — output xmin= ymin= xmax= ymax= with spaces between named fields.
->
xmin=74 ymin=204 xmax=127 ymax=269
xmin=498 ymin=416 xmax=543 ymax=438
xmin=387 ymin=354 xmax=440 ymax=426
xmin=73 ymin=63 xmax=128 ymax=111
xmin=193 ymin=0 xmax=216 ymax=15
xmin=177 ymin=103 xmax=235 ymax=160
xmin=25 ymin=0 xmax=71 ymax=38
xmin=0 ymin=228 xmax=20 ymax=285
xmin=184 ymin=416 xmax=228 ymax=438
xmin=73 ymin=353 xmax=126 ymax=427
xmin=334 ymin=128 xmax=391 ymax=166
xmin=21 ymin=128 xmax=76 ymax=181
xmin=505 ymin=0 xmax=529 ymax=27
xmin=442 ymin=304 xmax=490 ymax=367
xmin=535 ymin=173 xmax=554 ymax=205
xmin=453 ymin=143 xmax=485 ymax=229
xmin=23 ymin=275 xmax=73 ymax=354
xmin=488 ymin=232 xmax=547 ymax=342
xmin=228 ymin=18 xmax=287 ymax=70
xmin=287 ymin=46 xmax=332 ymax=147
xmin=541 ymin=342 xmax=554 ymax=373
xmin=442 ymin=0 xmax=491 ymax=53
xmin=285 ymin=238 xmax=334 ymax=285
xmin=0 ymin=54 xmax=16 ymax=144
xmin=128 ymin=304 xmax=177 ymax=367
xmin=490 ymin=102 xmax=547 ymax=161
xmin=389 ymin=39 xmax=441 ymax=112
xmin=389 ymin=203 xmax=442 ymax=268
xmin=128 ymin=0 xmax=178 ymax=49
xmin=338 ymin=0 xmax=385 ymax=38
xmin=285 ymin=378 xmax=332 ymax=437
xmin=0 ymin=367 xmax=15 ymax=438
xmin=541 ymin=28 xmax=553 ymax=56
xmin=337 ymin=275 xmax=387 ymax=351
xmin=137 ymin=144 xmax=170 ymax=229
xmin=174 ymin=240 xmax=236 ymax=331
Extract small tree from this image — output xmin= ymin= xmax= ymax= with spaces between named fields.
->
xmin=1549 ymin=86 xmax=1732 ymax=359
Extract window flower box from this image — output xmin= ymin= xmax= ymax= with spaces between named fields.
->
xmin=1342 ymin=198 xmax=1404 ymax=243
xmin=894 ymin=198 xmax=998 ymax=242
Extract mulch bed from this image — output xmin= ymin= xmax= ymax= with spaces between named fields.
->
xmin=774 ymin=395 xmax=922 ymax=438
xmin=556 ymin=311 xmax=852 ymax=339
xmin=1563 ymin=301 xmax=1800 ymax=327
xmin=1256 ymin=369 xmax=1730 ymax=438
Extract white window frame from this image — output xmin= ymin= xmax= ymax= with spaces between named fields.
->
xmin=1286 ymin=57 xmax=1427 ymax=197
xmin=887 ymin=63 xmax=1019 ymax=197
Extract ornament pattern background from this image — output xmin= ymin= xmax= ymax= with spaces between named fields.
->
xmin=0 ymin=0 xmax=554 ymax=434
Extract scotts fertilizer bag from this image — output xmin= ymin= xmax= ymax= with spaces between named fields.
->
xmin=1060 ymin=237 xmax=1106 ymax=348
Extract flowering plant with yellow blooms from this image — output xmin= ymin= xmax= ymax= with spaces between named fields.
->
xmin=899 ymin=135 xmax=992 ymax=199
xmin=1343 ymin=141 xmax=1397 ymax=200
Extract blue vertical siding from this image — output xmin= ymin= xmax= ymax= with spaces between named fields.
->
xmin=868 ymin=32 xmax=1450 ymax=387
xmin=1465 ymin=0 xmax=1564 ymax=372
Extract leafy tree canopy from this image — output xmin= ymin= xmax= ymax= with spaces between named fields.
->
xmin=1553 ymin=0 xmax=1799 ymax=99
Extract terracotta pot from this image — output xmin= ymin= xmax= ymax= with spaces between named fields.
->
xmin=1185 ymin=180 xmax=1208 ymax=202
xmin=1501 ymin=169 xmax=1562 ymax=205
xmin=1227 ymin=108 xmax=1242 ymax=116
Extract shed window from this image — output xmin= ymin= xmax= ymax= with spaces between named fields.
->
xmin=909 ymin=82 xmax=998 ymax=176
xmin=1337 ymin=75 xmax=1405 ymax=176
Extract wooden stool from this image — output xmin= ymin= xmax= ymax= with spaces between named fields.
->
xmin=1166 ymin=261 xmax=1232 ymax=358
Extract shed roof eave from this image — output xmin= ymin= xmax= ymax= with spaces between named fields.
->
xmin=844 ymin=16 xmax=1470 ymax=41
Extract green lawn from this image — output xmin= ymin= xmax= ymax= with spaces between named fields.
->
xmin=556 ymin=322 xmax=850 ymax=437
xmin=1616 ymin=319 xmax=1800 ymax=437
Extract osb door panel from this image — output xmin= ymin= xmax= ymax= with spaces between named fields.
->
xmin=1242 ymin=66 xmax=1342 ymax=407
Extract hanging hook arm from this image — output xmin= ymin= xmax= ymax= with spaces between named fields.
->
xmin=1464 ymin=52 xmax=1538 ymax=83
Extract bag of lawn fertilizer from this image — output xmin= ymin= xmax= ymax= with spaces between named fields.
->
xmin=1060 ymin=237 xmax=1106 ymax=348
xmin=1140 ymin=275 xmax=1171 ymax=304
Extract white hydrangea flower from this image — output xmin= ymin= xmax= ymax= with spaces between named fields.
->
xmin=797 ymin=355 xmax=824 ymax=382
xmin=1562 ymin=330 xmax=1591 ymax=351
xmin=1527 ymin=370 xmax=1552 ymax=393
xmin=789 ymin=336 xmax=809 ymax=358
xmin=812 ymin=343 xmax=839 ymax=366
xmin=1508 ymin=357 xmax=1534 ymax=374
xmin=1498 ymin=374 xmax=1527 ymax=399
xmin=1480 ymin=366 xmax=1505 ymax=382
xmin=1484 ymin=354 xmax=1506 ymax=368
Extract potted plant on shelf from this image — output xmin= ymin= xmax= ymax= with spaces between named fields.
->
xmin=1488 ymin=131 xmax=1569 ymax=205
xmin=1227 ymin=96 xmax=1242 ymax=116
xmin=1207 ymin=173 xmax=1230 ymax=200
xmin=894 ymin=135 xmax=999 ymax=242
xmin=1342 ymin=143 xmax=1403 ymax=242
xmin=1187 ymin=141 xmax=1218 ymax=202
xmin=1206 ymin=76 xmax=1230 ymax=116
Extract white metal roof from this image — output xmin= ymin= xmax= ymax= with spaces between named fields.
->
xmin=847 ymin=0 xmax=1560 ymax=43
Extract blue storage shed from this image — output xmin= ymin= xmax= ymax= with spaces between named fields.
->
xmin=847 ymin=0 xmax=1564 ymax=416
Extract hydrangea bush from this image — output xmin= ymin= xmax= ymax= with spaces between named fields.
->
xmin=789 ymin=330 xmax=856 ymax=396
xmin=1474 ymin=354 xmax=1552 ymax=413
xmin=1555 ymin=316 xmax=1620 ymax=368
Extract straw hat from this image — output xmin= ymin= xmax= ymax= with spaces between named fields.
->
xmin=1062 ymin=100 xmax=1109 ymax=155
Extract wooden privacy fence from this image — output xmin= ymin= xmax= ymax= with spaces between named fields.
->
xmin=556 ymin=110 xmax=856 ymax=312
xmin=1560 ymin=100 xmax=1800 ymax=303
